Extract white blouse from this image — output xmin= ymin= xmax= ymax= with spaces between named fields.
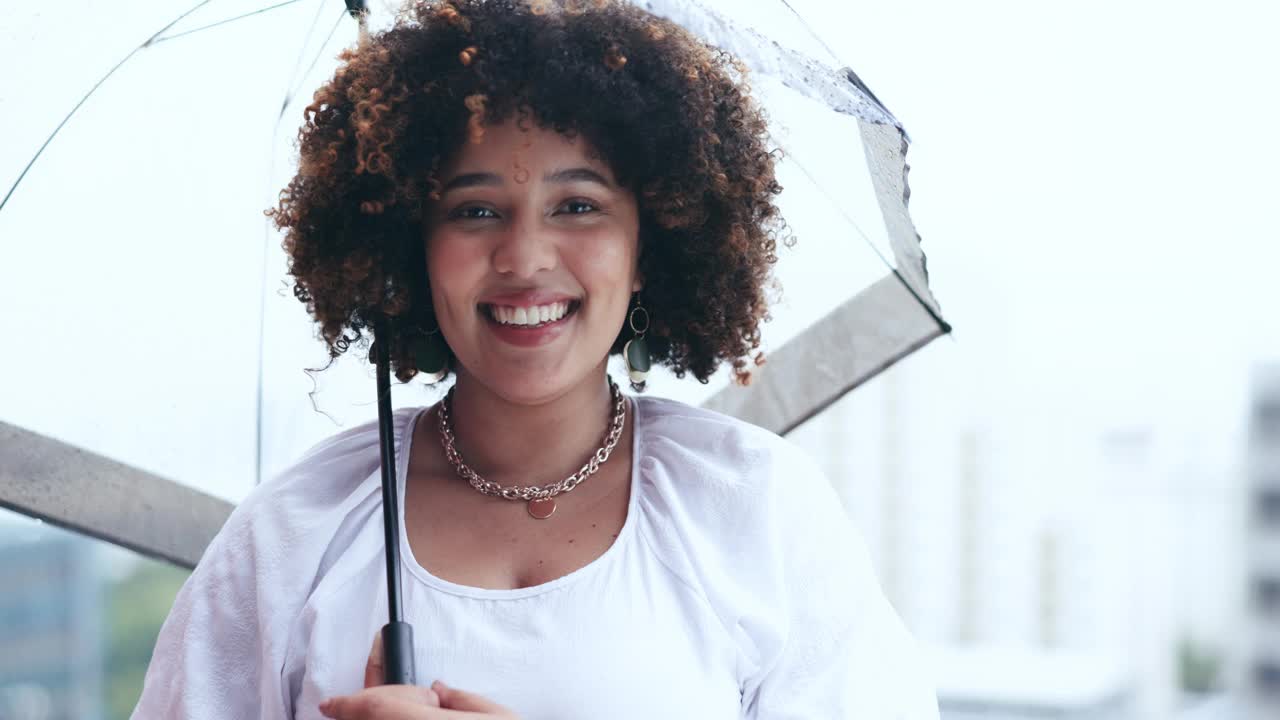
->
xmin=131 ymin=394 xmax=940 ymax=719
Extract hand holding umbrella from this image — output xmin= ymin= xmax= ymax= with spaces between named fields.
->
xmin=318 ymin=632 xmax=518 ymax=720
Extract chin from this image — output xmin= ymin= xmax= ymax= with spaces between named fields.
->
xmin=459 ymin=361 xmax=596 ymax=406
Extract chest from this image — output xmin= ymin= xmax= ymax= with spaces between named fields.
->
xmin=403 ymin=461 xmax=632 ymax=591
xmin=289 ymin=542 xmax=746 ymax=720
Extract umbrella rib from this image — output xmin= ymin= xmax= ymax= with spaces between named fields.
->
xmin=778 ymin=138 xmax=952 ymax=333
xmin=280 ymin=9 xmax=350 ymax=118
xmin=0 ymin=0 xmax=213 ymax=215
xmin=281 ymin=0 xmax=332 ymax=108
xmin=775 ymin=0 xmax=844 ymax=66
xmin=757 ymin=3 xmax=948 ymax=329
xmin=150 ymin=0 xmax=310 ymax=45
xmin=257 ymin=6 xmax=351 ymax=486
xmin=773 ymin=134 xmax=895 ymax=270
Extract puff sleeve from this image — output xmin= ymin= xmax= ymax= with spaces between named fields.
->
xmin=129 ymin=410 xmax=407 ymax=719
xmin=128 ymin=493 xmax=293 ymax=719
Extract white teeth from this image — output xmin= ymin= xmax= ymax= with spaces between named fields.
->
xmin=487 ymin=301 xmax=572 ymax=326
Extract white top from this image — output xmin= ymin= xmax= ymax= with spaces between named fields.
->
xmin=132 ymin=395 xmax=940 ymax=720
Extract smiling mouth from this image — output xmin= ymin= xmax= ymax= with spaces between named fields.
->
xmin=478 ymin=300 xmax=582 ymax=328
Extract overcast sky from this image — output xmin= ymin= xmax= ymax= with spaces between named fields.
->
xmin=809 ymin=0 xmax=1279 ymax=445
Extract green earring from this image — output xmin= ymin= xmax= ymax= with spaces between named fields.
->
xmin=623 ymin=298 xmax=651 ymax=392
xmin=410 ymin=311 xmax=449 ymax=376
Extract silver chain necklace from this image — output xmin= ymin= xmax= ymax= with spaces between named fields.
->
xmin=437 ymin=376 xmax=627 ymax=519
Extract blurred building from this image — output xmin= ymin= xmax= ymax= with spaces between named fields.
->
xmin=0 ymin=526 xmax=104 ymax=720
xmin=932 ymin=646 xmax=1133 ymax=719
xmin=788 ymin=348 xmax=1150 ymax=717
xmin=790 ymin=341 xmax=1264 ymax=719
xmin=1244 ymin=363 xmax=1280 ymax=716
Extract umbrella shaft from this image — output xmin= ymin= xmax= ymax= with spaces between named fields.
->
xmin=374 ymin=315 xmax=415 ymax=684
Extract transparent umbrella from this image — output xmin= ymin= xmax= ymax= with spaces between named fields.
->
xmin=0 ymin=0 xmax=947 ymax=542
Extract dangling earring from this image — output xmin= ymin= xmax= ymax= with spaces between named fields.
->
xmin=623 ymin=295 xmax=651 ymax=392
xmin=409 ymin=308 xmax=449 ymax=378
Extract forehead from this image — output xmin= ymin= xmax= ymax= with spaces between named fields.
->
xmin=439 ymin=118 xmax=611 ymax=177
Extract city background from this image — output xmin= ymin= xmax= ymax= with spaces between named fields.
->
xmin=2 ymin=0 xmax=1278 ymax=718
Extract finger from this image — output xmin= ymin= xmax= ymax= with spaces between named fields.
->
xmin=321 ymin=685 xmax=440 ymax=720
xmin=431 ymin=680 xmax=513 ymax=715
xmin=321 ymin=693 xmax=419 ymax=720
xmin=364 ymin=632 xmax=384 ymax=688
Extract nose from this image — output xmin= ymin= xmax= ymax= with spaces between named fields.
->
xmin=490 ymin=217 xmax=557 ymax=279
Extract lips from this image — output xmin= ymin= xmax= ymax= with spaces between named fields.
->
xmin=477 ymin=289 xmax=580 ymax=307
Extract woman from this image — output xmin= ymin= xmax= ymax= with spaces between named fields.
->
xmin=132 ymin=1 xmax=939 ymax=718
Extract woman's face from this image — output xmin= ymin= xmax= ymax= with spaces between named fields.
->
xmin=424 ymin=117 xmax=642 ymax=404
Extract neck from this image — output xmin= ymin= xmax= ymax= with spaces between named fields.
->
xmin=442 ymin=365 xmax=620 ymax=486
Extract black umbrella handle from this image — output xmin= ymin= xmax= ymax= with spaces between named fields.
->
xmin=374 ymin=314 xmax=416 ymax=685
xmin=381 ymin=621 xmax=416 ymax=686
xmin=344 ymin=0 xmax=368 ymax=19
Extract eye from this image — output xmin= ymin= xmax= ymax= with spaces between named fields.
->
xmin=557 ymin=199 xmax=599 ymax=215
xmin=448 ymin=205 xmax=498 ymax=221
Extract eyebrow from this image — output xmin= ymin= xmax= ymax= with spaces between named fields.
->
xmin=438 ymin=167 xmax=616 ymax=195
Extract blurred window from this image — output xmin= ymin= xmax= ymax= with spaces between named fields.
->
xmin=1255 ymin=660 xmax=1280 ymax=697
xmin=1255 ymin=399 xmax=1280 ymax=440
xmin=1258 ymin=488 xmax=1280 ymax=528
xmin=1255 ymin=578 xmax=1280 ymax=614
xmin=0 ymin=510 xmax=189 ymax=720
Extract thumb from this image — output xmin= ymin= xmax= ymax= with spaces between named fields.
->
xmin=432 ymin=681 xmax=512 ymax=715
xmin=364 ymin=633 xmax=440 ymax=706
xmin=364 ymin=632 xmax=383 ymax=689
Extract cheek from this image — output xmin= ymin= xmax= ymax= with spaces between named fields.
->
xmin=574 ymin=233 xmax=639 ymax=289
xmin=425 ymin=235 xmax=484 ymax=304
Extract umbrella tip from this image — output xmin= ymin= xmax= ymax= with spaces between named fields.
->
xmin=345 ymin=0 xmax=371 ymax=47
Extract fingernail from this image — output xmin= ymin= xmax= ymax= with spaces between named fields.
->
xmin=431 ymin=679 xmax=447 ymax=691
xmin=319 ymin=698 xmax=333 ymax=713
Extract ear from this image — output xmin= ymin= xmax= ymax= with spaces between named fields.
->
xmin=631 ymin=227 xmax=645 ymax=293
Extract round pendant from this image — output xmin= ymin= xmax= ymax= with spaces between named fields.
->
xmin=527 ymin=497 xmax=557 ymax=519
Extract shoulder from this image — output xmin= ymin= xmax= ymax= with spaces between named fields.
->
xmin=134 ymin=406 xmax=429 ymax=718
xmin=198 ymin=406 xmax=424 ymax=590
xmin=630 ymin=397 xmax=937 ymax=716
xmin=631 ymin=394 xmax=834 ymax=520
xmin=632 ymin=394 xmax=816 ymax=471
xmin=629 ymin=393 xmax=849 ymax=598
xmin=630 ymin=395 xmax=876 ymax=664
xmin=235 ymin=406 xmax=422 ymax=527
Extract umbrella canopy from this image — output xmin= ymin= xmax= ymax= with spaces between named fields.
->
xmin=0 ymin=0 xmax=946 ymax=564
xmin=637 ymin=0 xmax=948 ymax=430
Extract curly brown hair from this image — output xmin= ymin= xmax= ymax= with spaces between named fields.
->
xmin=267 ymin=0 xmax=785 ymax=386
